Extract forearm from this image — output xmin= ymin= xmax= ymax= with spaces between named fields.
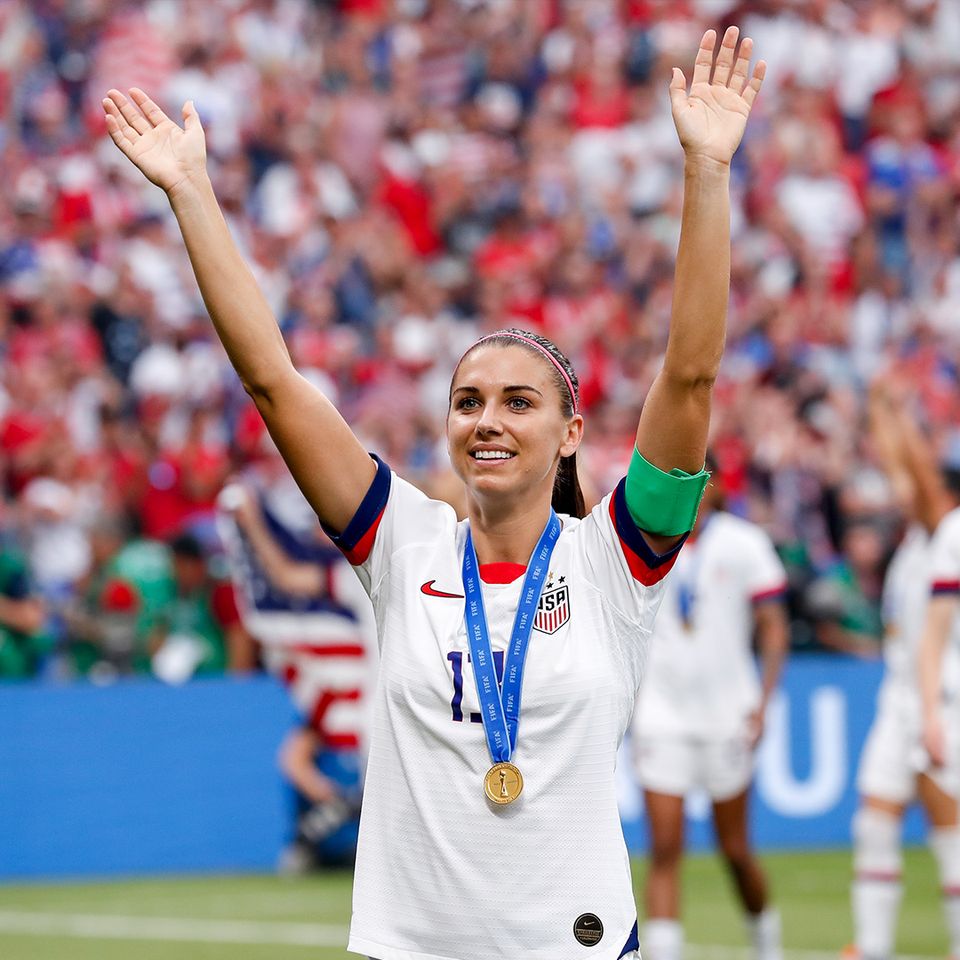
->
xmin=279 ymin=731 xmax=336 ymax=804
xmin=920 ymin=598 xmax=955 ymax=721
xmin=755 ymin=602 xmax=788 ymax=707
xmin=167 ymin=172 xmax=293 ymax=397
xmin=896 ymin=408 xmax=950 ymax=532
xmin=635 ymin=159 xmax=730 ymax=474
xmin=663 ymin=158 xmax=731 ymax=385
xmin=241 ymin=515 xmax=325 ymax=597
xmin=0 ymin=596 xmax=44 ymax=635
xmin=226 ymin=625 xmax=257 ymax=673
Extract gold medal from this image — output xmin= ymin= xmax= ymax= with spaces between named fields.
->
xmin=484 ymin=762 xmax=523 ymax=804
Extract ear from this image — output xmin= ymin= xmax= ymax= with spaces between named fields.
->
xmin=559 ymin=414 xmax=584 ymax=459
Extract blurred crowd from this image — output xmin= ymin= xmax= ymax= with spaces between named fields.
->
xmin=2 ymin=0 xmax=960 ymax=680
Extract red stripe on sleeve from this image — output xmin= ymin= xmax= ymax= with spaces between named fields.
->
xmin=752 ymin=584 xmax=788 ymax=604
xmin=608 ymin=497 xmax=681 ymax=586
xmin=343 ymin=506 xmax=385 ymax=565
xmin=932 ymin=580 xmax=960 ymax=595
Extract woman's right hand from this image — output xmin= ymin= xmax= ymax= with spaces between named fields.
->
xmin=102 ymin=88 xmax=206 ymax=195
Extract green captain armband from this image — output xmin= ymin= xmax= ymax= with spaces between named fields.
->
xmin=624 ymin=447 xmax=710 ymax=537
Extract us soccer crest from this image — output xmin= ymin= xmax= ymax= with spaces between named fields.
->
xmin=534 ymin=575 xmax=570 ymax=634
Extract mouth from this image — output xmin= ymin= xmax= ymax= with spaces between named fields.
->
xmin=470 ymin=449 xmax=516 ymax=462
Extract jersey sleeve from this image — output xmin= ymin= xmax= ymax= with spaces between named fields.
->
xmin=741 ymin=525 xmax=788 ymax=604
xmin=322 ymin=455 xmax=452 ymax=599
xmin=574 ymin=478 xmax=686 ymax=620
xmin=929 ymin=509 xmax=960 ymax=596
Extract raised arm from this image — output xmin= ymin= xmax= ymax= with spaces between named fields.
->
xmin=635 ymin=28 xmax=764 ymax=473
xmin=101 ymin=89 xmax=374 ymax=533
xmin=229 ymin=488 xmax=327 ymax=598
xmin=867 ymin=379 xmax=914 ymax=511
xmin=893 ymin=404 xmax=952 ymax=535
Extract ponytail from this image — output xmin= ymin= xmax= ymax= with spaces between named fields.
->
xmin=554 ymin=452 xmax=586 ymax=519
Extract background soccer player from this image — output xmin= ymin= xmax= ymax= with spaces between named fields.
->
xmin=849 ymin=380 xmax=960 ymax=960
xmin=632 ymin=464 xmax=789 ymax=960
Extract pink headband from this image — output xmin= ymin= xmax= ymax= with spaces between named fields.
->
xmin=468 ymin=332 xmax=579 ymax=414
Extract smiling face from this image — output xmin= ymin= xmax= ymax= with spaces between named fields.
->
xmin=447 ymin=343 xmax=583 ymax=510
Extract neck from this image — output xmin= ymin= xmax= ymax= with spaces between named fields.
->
xmin=467 ymin=494 xmax=553 ymax=566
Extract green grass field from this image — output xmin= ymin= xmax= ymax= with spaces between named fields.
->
xmin=0 ymin=849 xmax=947 ymax=959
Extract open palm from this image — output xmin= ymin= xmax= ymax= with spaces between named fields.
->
xmin=102 ymin=88 xmax=206 ymax=194
xmin=670 ymin=27 xmax=765 ymax=167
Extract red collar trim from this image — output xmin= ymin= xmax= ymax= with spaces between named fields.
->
xmin=479 ymin=562 xmax=527 ymax=584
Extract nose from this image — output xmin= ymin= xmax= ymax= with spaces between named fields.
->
xmin=475 ymin=401 xmax=503 ymax=436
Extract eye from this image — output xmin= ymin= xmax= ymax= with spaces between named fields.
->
xmin=456 ymin=396 xmax=480 ymax=410
xmin=507 ymin=396 xmax=531 ymax=410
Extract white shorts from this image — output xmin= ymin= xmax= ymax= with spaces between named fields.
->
xmin=857 ymin=682 xmax=960 ymax=803
xmin=634 ymin=734 xmax=754 ymax=802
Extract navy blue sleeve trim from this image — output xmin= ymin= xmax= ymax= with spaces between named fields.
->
xmin=613 ymin=478 xmax=687 ymax=569
xmin=618 ymin=920 xmax=639 ymax=958
xmin=321 ymin=454 xmax=391 ymax=553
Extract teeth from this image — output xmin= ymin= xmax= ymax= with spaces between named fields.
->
xmin=473 ymin=450 xmax=514 ymax=460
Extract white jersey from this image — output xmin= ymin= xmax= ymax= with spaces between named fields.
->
xmin=332 ymin=458 xmax=680 ymax=960
xmin=882 ymin=524 xmax=931 ymax=681
xmin=930 ymin=507 xmax=960 ymax=600
xmin=925 ymin=507 xmax=960 ymax=701
xmin=879 ymin=523 xmax=944 ymax=716
xmin=858 ymin=514 xmax=960 ymax=801
xmin=633 ymin=511 xmax=787 ymax=741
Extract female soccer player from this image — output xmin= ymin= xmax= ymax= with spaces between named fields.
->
xmin=103 ymin=26 xmax=764 ymax=960
xmin=851 ymin=382 xmax=960 ymax=960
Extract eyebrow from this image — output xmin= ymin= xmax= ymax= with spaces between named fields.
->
xmin=452 ymin=384 xmax=544 ymax=397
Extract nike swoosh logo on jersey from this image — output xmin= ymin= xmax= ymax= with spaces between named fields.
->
xmin=421 ymin=581 xmax=465 ymax=599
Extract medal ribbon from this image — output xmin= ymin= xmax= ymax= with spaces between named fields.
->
xmin=462 ymin=511 xmax=561 ymax=763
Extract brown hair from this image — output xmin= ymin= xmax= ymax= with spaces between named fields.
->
xmin=453 ymin=328 xmax=586 ymax=518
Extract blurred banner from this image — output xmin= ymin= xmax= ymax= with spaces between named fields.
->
xmin=0 ymin=657 xmax=928 ymax=880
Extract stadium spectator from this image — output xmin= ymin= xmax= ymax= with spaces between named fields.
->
xmin=63 ymin=511 xmax=174 ymax=679
xmin=217 ymin=455 xmax=376 ymax=873
xmin=150 ymin=532 xmax=254 ymax=683
xmin=0 ymin=524 xmax=47 ymax=679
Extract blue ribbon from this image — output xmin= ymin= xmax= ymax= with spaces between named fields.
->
xmin=676 ymin=512 xmax=711 ymax=630
xmin=462 ymin=512 xmax=561 ymax=763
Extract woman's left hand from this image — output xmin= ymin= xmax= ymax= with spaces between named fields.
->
xmin=670 ymin=26 xmax=765 ymax=168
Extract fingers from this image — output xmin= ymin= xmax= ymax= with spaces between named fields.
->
xmin=728 ymin=36 xmax=753 ymax=94
xmin=102 ymin=94 xmax=140 ymax=148
xmin=182 ymin=100 xmax=199 ymax=131
xmin=742 ymin=59 xmax=766 ymax=110
xmin=668 ymin=67 xmax=686 ymax=109
xmin=112 ymin=88 xmax=152 ymax=136
xmin=129 ymin=87 xmax=171 ymax=127
xmin=103 ymin=111 xmax=134 ymax=155
xmin=711 ymin=25 xmax=739 ymax=87
xmin=691 ymin=29 xmax=716 ymax=87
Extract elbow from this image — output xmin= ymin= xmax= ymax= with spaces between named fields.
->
xmin=240 ymin=375 xmax=273 ymax=405
xmin=239 ymin=356 xmax=296 ymax=405
xmin=660 ymin=366 xmax=719 ymax=394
